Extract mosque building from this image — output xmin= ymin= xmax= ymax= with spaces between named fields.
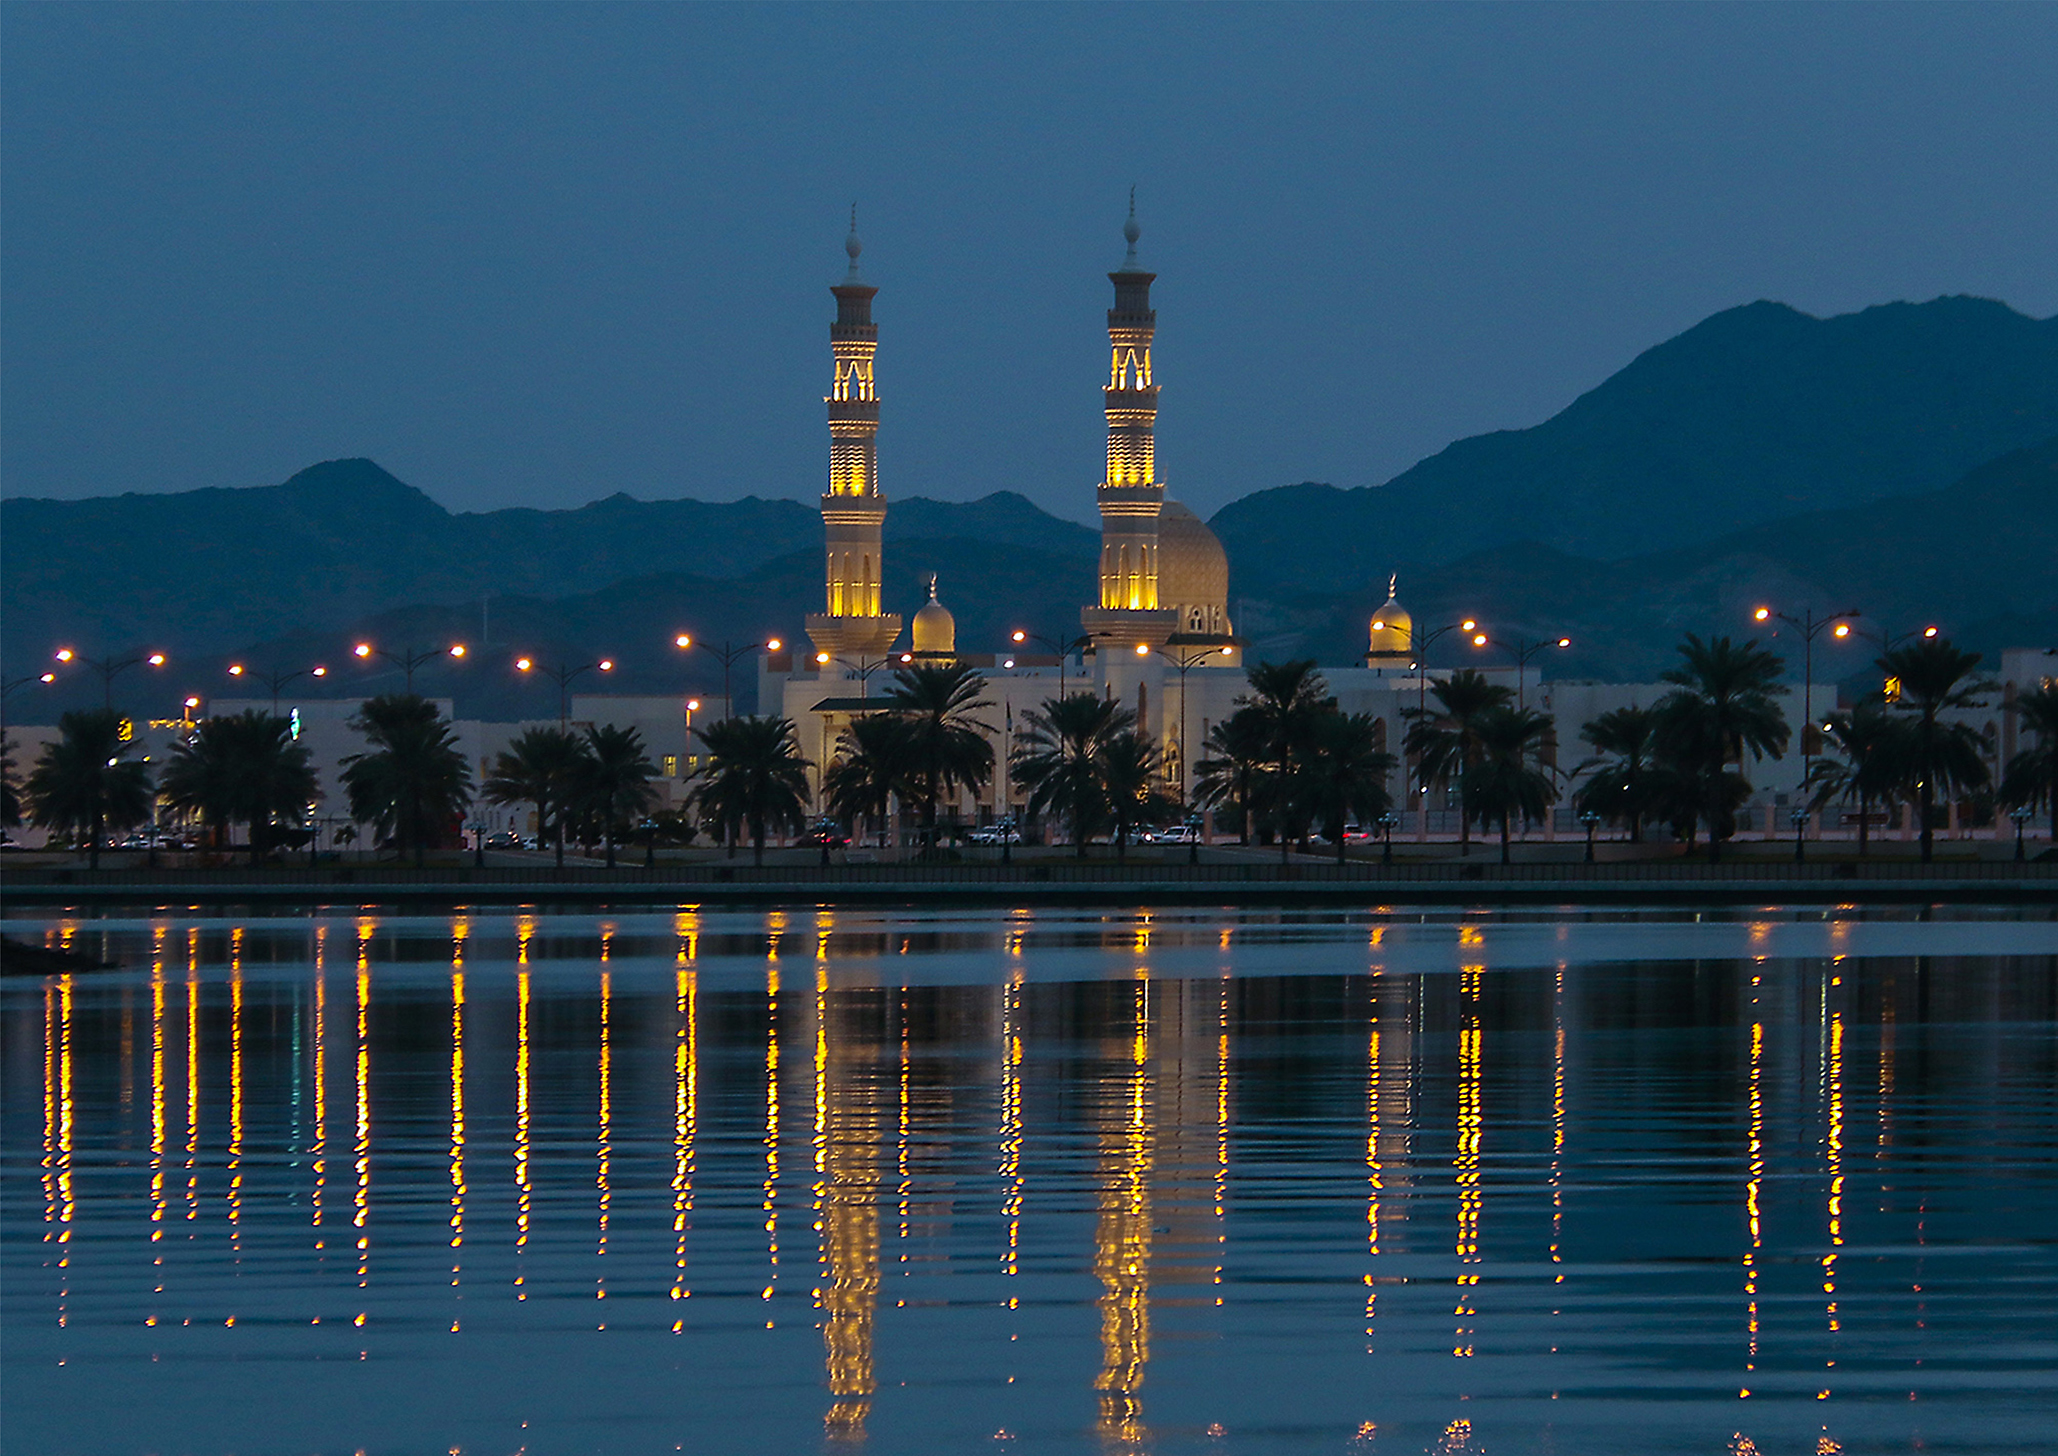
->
xmin=760 ymin=201 xmax=1573 ymax=836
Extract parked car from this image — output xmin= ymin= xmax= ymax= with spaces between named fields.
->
xmin=799 ymin=820 xmax=850 ymax=849
xmin=967 ymin=824 xmax=1022 ymax=845
xmin=1147 ymin=824 xmax=1202 ymax=846
xmin=483 ymin=830 xmax=526 ymax=850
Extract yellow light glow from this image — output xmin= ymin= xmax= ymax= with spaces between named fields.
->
xmin=687 ymin=698 xmax=701 ymax=711
xmin=899 ymin=653 xmax=912 ymax=663
xmin=449 ymin=644 xmax=466 ymax=659
xmin=1833 ymin=624 xmax=1850 ymax=638
xmin=1372 ymin=619 xmax=1385 ymax=631
xmin=229 ymin=664 xmax=245 ymax=676
xmin=1460 ymin=620 xmax=1476 ymax=632
xmin=1922 ymin=626 xmax=1938 ymax=638
xmin=675 ymin=634 xmax=692 ymax=649
xmin=598 ymin=660 xmax=614 ymax=672
xmin=1556 ymin=637 xmax=1570 ymax=648
xmin=1472 ymin=634 xmax=1488 ymax=647
xmin=767 ymin=639 xmax=783 ymax=652
xmin=147 ymin=654 xmax=165 ymax=666
xmin=312 ymin=666 xmax=327 ymax=677
xmin=1011 ymin=630 xmax=1026 ymax=643
xmin=516 ymin=658 xmax=533 ymax=672
xmin=40 ymin=673 xmax=55 ymax=683
xmin=1754 ymin=607 xmax=1772 ymax=621
xmin=354 ymin=643 xmax=372 ymax=658
xmin=1135 ymin=643 xmax=1150 ymax=657
xmin=55 ymin=648 xmax=74 ymax=662
xmin=184 ymin=696 xmax=200 ymax=709
xmin=817 ymin=652 xmax=831 ymax=664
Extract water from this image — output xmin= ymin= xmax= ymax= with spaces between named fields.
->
xmin=5 ymin=904 xmax=2056 ymax=1455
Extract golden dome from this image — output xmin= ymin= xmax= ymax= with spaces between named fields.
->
xmin=1368 ymin=575 xmax=1414 ymax=658
xmin=1156 ymin=501 xmax=1232 ymax=638
xmin=911 ymin=574 xmax=956 ymax=655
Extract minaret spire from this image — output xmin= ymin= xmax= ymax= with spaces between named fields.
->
xmin=807 ymin=211 xmax=902 ymax=659
xmin=1082 ymin=192 xmax=1178 ymax=645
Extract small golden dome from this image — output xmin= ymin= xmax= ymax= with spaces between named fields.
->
xmin=911 ymin=574 xmax=956 ymax=655
xmin=1368 ymin=574 xmax=1414 ymax=658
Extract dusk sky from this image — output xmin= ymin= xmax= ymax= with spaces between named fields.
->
xmin=5 ymin=3 xmax=2053 ymax=524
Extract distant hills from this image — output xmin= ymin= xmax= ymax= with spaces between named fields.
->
xmin=1211 ymin=295 xmax=2058 ymax=596
xmin=5 ymin=294 xmax=2054 ymax=720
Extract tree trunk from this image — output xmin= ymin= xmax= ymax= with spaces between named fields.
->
xmin=1336 ymin=830 xmax=1348 ymax=867
xmin=753 ymin=827 xmax=765 ymax=867
xmin=555 ymin=822 xmax=566 ymax=868
xmin=1919 ymin=779 xmax=1934 ymax=864
xmin=1500 ymin=813 xmax=1511 ymax=865
xmin=89 ymin=806 xmax=102 ymax=870
xmin=605 ymin=834 xmax=616 ymax=870
xmin=1858 ymin=793 xmax=1869 ymax=856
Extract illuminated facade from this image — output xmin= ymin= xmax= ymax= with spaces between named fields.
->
xmin=806 ymin=212 xmax=903 ymax=660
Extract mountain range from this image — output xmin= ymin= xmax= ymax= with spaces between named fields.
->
xmin=5 ymin=294 xmax=2053 ymax=720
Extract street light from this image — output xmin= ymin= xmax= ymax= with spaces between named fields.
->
xmin=515 ymin=656 xmax=615 ymax=727
xmin=1579 ymin=809 xmax=1601 ymax=864
xmin=1010 ymin=629 xmax=1095 ymax=699
xmin=352 ymin=640 xmax=467 ymax=694
xmin=1751 ymin=605 xmax=1860 ymax=786
xmin=1399 ymin=620 xmax=1489 ymax=817
xmin=1791 ymin=806 xmax=1811 ymax=865
xmin=228 ymin=662 xmax=330 ymax=714
xmin=1152 ymin=643 xmax=1232 ymax=808
xmin=51 ymin=647 xmax=167 ymax=709
xmin=1486 ymin=634 xmax=1572 ymax=712
xmin=814 ymin=651 xmax=895 ymax=701
xmin=1378 ymin=810 xmax=1401 ymax=866
xmin=675 ymin=635 xmax=779 ymax=722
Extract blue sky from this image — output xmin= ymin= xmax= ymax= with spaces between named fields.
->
xmin=4 ymin=3 xmax=2053 ymax=523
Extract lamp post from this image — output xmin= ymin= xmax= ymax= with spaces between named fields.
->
xmin=2010 ymin=804 xmax=2034 ymax=863
xmin=1152 ymin=644 xmax=1230 ymax=808
xmin=1400 ymin=620 xmax=1488 ymax=828
xmin=675 ymin=635 xmax=778 ymax=724
xmin=229 ymin=662 xmax=330 ymax=715
xmin=2 ymin=672 xmax=58 ymax=756
xmin=1378 ymin=810 xmax=1401 ymax=866
xmin=514 ymin=656 xmax=615 ymax=727
xmin=1579 ymin=809 xmax=1601 ymax=864
xmin=812 ymin=651 xmax=893 ymax=701
xmin=352 ymin=640 xmax=467 ymax=694
xmin=1791 ymin=806 xmax=1811 ymax=865
xmin=1751 ymin=606 xmax=1860 ymax=788
xmin=1010 ymin=630 xmax=1095 ymax=701
xmin=52 ymin=647 xmax=167 ymax=709
xmin=1490 ymin=635 xmax=1572 ymax=713
xmin=468 ymin=818 xmax=490 ymax=868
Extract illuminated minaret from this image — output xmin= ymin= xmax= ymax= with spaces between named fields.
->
xmin=807 ymin=209 xmax=903 ymax=660
xmin=1082 ymin=192 xmax=1180 ymax=646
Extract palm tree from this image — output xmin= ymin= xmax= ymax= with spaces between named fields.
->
xmin=1192 ymin=707 xmax=1267 ymax=845
xmin=1655 ymin=635 xmax=1789 ymax=861
xmin=484 ymin=726 xmax=589 ymax=867
xmin=1461 ymin=706 xmax=1559 ymax=865
xmin=1302 ymin=711 xmax=1397 ymax=864
xmin=880 ymin=663 xmax=994 ymax=852
xmin=1880 ymin=638 xmax=1993 ymax=863
xmin=24 ymin=708 xmax=154 ymax=868
xmin=1240 ymin=659 xmax=1338 ymax=859
xmin=1403 ymin=668 xmax=1514 ymax=856
xmin=340 ymin=694 xmax=473 ymax=867
xmin=823 ymin=713 xmax=915 ymax=848
xmin=2000 ymin=683 xmax=2058 ymax=843
xmin=159 ymin=710 xmax=320 ymax=864
xmin=1099 ymin=728 xmax=1170 ymax=862
xmin=1571 ymin=705 xmax=1661 ymax=843
xmin=1012 ymin=693 xmax=1130 ymax=857
xmin=576 ymin=724 xmax=659 ymax=869
xmin=1801 ymin=702 xmax=1907 ymax=856
xmin=692 ymin=714 xmax=811 ymax=866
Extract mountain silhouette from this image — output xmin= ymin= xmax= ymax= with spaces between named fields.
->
xmin=1211 ymin=295 xmax=2058 ymax=595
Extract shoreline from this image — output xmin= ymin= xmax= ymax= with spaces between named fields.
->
xmin=4 ymin=859 xmax=2052 ymax=910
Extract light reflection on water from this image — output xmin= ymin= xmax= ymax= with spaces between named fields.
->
xmin=3 ymin=904 xmax=2056 ymax=1455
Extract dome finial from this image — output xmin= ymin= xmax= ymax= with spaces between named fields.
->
xmin=1389 ymin=572 xmax=1398 ymax=600
xmin=1121 ymin=186 xmax=1141 ymax=267
xmin=844 ymin=204 xmax=864 ymax=278
xmin=928 ymin=572 xmax=939 ymax=600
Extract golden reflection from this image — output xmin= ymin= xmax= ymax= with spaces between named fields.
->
xmin=1745 ymin=1016 xmax=1764 ymax=1379
xmin=185 ymin=954 xmax=201 ymax=1227
xmin=670 ymin=962 xmax=700 ymax=1325
xmin=312 ymin=942 xmax=327 ymax=1248
xmin=1551 ymin=966 xmax=1566 ymax=1290
xmin=1095 ymin=982 xmax=1152 ymax=1448
xmin=818 ymin=982 xmax=882 ymax=1439
xmin=449 ymin=963 xmax=466 ymax=1320
xmin=57 ymin=976 xmax=74 ymax=1325
xmin=1215 ymin=977 xmax=1230 ymax=1296
xmin=517 ymin=912 xmax=536 ymax=965
xmin=1366 ymin=1022 xmax=1383 ymax=1347
xmin=597 ymin=967 xmax=612 ymax=1322
xmin=150 ymin=953 xmax=167 ymax=1262
xmin=515 ymin=966 xmax=532 ymax=1298
xmin=764 ymin=964 xmax=782 ymax=1316
xmin=676 ymin=907 xmax=701 ymax=963
xmin=897 ymin=996 xmax=911 ymax=1260
xmin=1453 ymin=967 xmax=1482 ymax=1359
xmin=229 ymin=959 xmax=244 ymax=1252
xmin=1822 ymin=1006 xmax=1845 ymax=1395
xmin=354 ymin=956 xmax=371 ymax=1317
xmin=1001 ymin=977 xmax=1024 ymax=1287
xmin=43 ymin=983 xmax=58 ymax=1238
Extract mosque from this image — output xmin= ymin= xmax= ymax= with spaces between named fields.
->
xmin=761 ymin=203 xmax=1540 ymax=835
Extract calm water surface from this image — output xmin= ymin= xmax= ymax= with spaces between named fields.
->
xmin=5 ymin=904 xmax=2056 ymax=1455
